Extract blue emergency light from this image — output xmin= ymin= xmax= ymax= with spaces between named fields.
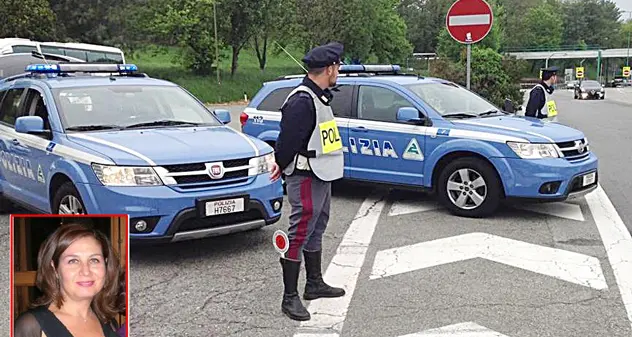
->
xmin=339 ymin=64 xmax=401 ymax=74
xmin=25 ymin=63 xmax=139 ymax=74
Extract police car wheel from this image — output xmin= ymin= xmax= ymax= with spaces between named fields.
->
xmin=52 ymin=182 xmax=86 ymax=214
xmin=437 ymin=157 xmax=502 ymax=218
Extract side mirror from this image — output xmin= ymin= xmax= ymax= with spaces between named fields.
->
xmin=396 ymin=107 xmax=424 ymax=124
xmin=503 ymin=98 xmax=515 ymax=113
xmin=15 ymin=116 xmax=48 ymax=136
xmin=214 ymin=109 xmax=231 ymax=124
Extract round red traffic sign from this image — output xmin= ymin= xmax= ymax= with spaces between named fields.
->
xmin=446 ymin=0 xmax=494 ymax=44
xmin=272 ymin=230 xmax=289 ymax=255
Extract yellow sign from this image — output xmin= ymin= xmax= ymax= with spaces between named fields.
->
xmin=624 ymin=66 xmax=631 ymax=78
xmin=539 ymin=70 xmax=543 ymax=79
xmin=319 ymin=120 xmax=342 ymax=154
xmin=546 ymin=100 xmax=558 ymax=117
xmin=576 ymin=67 xmax=584 ymax=79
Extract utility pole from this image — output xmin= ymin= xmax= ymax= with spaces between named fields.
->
xmin=626 ymin=11 xmax=631 ymax=67
xmin=214 ymin=1 xmax=220 ymax=85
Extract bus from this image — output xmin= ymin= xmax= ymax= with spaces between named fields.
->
xmin=0 ymin=38 xmax=125 ymax=63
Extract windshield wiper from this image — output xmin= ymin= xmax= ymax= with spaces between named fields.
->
xmin=478 ymin=109 xmax=506 ymax=117
xmin=442 ymin=112 xmax=479 ymax=119
xmin=65 ymin=124 xmax=121 ymax=131
xmin=123 ymin=120 xmax=201 ymax=129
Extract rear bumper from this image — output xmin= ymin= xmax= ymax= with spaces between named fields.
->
xmin=491 ymin=152 xmax=598 ymax=202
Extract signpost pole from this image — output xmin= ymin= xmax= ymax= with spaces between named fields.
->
xmin=466 ymin=43 xmax=471 ymax=90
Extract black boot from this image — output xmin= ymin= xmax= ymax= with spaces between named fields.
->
xmin=303 ymin=250 xmax=346 ymax=300
xmin=280 ymin=257 xmax=310 ymax=321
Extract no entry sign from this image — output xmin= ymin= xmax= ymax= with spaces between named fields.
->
xmin=446 ymin=0 xmax=494 ymax=44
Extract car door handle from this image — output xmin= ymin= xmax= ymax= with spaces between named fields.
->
xmin=350 ymin=126 xmax=368 ymax=132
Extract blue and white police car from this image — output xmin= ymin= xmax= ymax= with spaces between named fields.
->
xmin=0 ymin=63 xmax=284 ymax=242
xmin=240 ymin=65 xmax=598 ymax=218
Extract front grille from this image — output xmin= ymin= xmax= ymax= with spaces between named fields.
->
xmin=556 ymin=138 xmax=590 ymax=161
xmin=159 ymin=157 xmax=252 ymax=188
xmin=177 ymin=209 xmax=263 ymax=232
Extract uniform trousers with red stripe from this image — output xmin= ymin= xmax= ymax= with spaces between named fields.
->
xmin=285 ymin=174 xmax=330 ymax=261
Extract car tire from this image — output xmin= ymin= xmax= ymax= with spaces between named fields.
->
xmin=52 ymin=181 xmax=87 ymax=214
xmin=437 ymin=157 xmax=502 ymax=218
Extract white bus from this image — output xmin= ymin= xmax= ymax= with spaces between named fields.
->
xmin=0 ymin=38 xmax=126 ymax=63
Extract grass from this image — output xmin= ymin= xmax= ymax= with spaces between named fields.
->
xmin=127 ymin=45 xmax=305 ymax=104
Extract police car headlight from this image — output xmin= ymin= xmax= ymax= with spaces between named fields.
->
xmin=507 ymin=142 xmax=559 ymax=159
xmin=91 ymin=164 xmax=163 ymax=186
xmin=248 ymin=152 xmax=276 ymax=176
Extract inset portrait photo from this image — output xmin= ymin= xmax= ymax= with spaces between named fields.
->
xmin=10 ymin=214 xmax=129 ymax=337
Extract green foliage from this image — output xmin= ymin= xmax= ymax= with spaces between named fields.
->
xmin=522 ymin=1 xmax=564 ymax=49
xmin=0 ymin=0 xmax=57 ymax=40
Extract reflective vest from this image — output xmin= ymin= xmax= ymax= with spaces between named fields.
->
xmin=282 ymin=85 xmax=344 ymax=182
xmin=531 ymin=84 xmax=558 ymax=122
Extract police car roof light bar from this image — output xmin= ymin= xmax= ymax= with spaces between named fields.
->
xmin=25 ymin=63 xmax=139 ymax=74
xmin=338 ymin=64 xmax=401 ymax=74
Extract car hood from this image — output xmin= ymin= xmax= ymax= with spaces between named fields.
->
xmin=65 ymin=126 xmax=271 ymax=166
xmin=451 ymin=115 xmax=586 ymax=143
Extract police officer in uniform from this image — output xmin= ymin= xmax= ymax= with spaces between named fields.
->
xmin=274 ymin=42 xmax=346 ymax=321
xmin=525 ymin=66 xmax=559 ymax=121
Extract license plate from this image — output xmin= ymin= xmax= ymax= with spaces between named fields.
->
xmin=205 ymin=198 xmax=244 ymax=216
xmin=582 ymin=172 xmax=596 ymax=186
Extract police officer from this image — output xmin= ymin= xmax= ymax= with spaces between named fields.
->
xmin=525 ymin=66 xmax=559 ymax=121
xmin=274 ymin=42 xmax=346 ymax=321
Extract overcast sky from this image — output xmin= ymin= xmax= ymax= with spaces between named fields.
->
xmin=613 ymin=0 xmax=632 ymax=18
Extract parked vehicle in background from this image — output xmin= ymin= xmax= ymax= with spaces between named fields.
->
xmin=574 ymin=80 xmax=605 ymax=100
xmin=0 ymin=38 xmax=125 ymax=63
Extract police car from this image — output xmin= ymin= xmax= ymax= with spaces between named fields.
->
xmin=240 ymin=65 xmax=598 ymax=217
xmin=0 ymin=63 xmax=284 ymax=242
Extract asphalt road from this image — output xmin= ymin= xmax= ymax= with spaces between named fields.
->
xmin=0 ymin=87 xmax=630 ymax=337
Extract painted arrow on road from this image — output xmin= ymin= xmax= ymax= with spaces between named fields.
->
xmin=369 ymin=232 xmax=607 ymax=290
xmin=400 ymin=322 xmax=510 ymax=337
xmin=388 ymin=199 xmax=585 ymax=221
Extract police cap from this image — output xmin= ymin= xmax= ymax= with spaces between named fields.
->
xmin=302 ymin=42 xmax=344 ymax=69
xmin=542 ymin=66 xmax=559 ymax=75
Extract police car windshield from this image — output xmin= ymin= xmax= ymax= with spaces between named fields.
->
xmin=404 ymin=82 xmax=499 ymax=117
xmin=51 ymin=85 xmax=222 ymax=131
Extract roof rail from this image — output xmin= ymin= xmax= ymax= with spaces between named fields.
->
xmin=271 ymin=64 xmax=422 ymax=82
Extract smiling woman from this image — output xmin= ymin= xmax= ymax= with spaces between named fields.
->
xmin=13 ymin=221 xmax=123 ymax=337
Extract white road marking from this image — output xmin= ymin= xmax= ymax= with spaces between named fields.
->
xmin=387 ymin=199 xmax=585 ymax=221
xmin=403 ymin=322 xmax=510 ymax=337
xmin=448 ymin=14 xmax=491 ymax=26
xmin=514 ymin=202 xmax=585 ymax=221
xmin=585 ymin=185 xmax=632 ymax=330
xmin=388 ymin=199 xmax=440 ymax=216
xmin=370 ymin=232 xmax=607 ymax=290
xmin=293 ymin=193 xmax=387 ymax=337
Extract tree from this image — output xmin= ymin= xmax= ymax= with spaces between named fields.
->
xmin=521 ymin=1 xmax=563 ymax=50
xmin=0 ymin=0 xmax=57 ymax=41
xmin=216 ymin=0 xmax=265 ymax=76
xmin=251 ymin=0 xmax=297 ymax=70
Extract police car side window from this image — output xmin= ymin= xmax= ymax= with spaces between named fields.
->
xmin=0 ymin=88 xmax=26 ymax=126
xmin=24 ymin=89 xmax=52 ymax=130
xmin=258 ymin=88 xmax=293 ymax=111
xmin=330 ymin=85 xmax=353 ymax=117
xmin=357 ymin=85 xmax=415 ymax=123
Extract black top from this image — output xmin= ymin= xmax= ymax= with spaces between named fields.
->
xmin=274 ymin=76 xmax=334 ymax=174
xmin=525 ymin=81 xmax=554 ymax=118
xmin=14 ymin=306 xmax=119 ymax=337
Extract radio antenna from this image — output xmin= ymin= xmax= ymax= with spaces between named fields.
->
xmin=35 ymin=42 xmax=49 ymax=64
xmin=274 ymin=41 xmax=307 ymax=73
